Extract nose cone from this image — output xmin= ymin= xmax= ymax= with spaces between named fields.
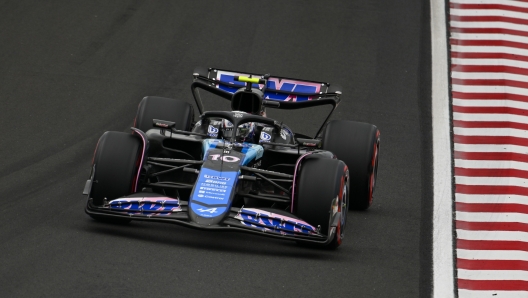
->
xmin=188 ymin=149 xmax=242 ymax=226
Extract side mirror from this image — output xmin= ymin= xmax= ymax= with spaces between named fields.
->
xmin=296 ymin=138 xmax=321 ymax=148
xmin=263 ymin=100 xmax=280 ymax=108
xmin=153 ymin=119 xmax=176 ymax=129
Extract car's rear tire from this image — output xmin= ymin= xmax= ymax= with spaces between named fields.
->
xmin=88 ymin=131 xmax=142 ymax=223
xmin=322 ymin=120 xmax=380 ymax=210
xmin=134 ymin=96 xmax=194 ymax=133
xmin=295 ymin=158 xmax=349 ymax=248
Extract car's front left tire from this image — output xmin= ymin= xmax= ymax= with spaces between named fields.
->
xmin=294 ymin=157 xmax=349 ymax=248
xmin=322 ymin=120 xmax=380 ymax=210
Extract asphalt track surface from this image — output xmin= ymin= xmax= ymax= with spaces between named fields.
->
xmin=0 ymin=1 xmax=432 ymax=297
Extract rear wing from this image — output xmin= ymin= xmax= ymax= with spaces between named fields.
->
xmin=191 ymin=67 xmax=341 ymax=113
xmin=190 ymin=67 xmax=342 ymax=137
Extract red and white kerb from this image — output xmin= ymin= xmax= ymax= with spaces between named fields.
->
xmin=450 ymin=0 xmax=528 ymax=296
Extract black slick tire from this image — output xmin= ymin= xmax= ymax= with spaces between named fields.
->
xmin=88 ymin=131 xmax=142 ymax=223
xmin=295 ymin=158 xmax=349 ymax=248
xmin=134 ymin=96 xmax=194 ymax=133
xmin=322 ymin=120 xmax=380 ymax=210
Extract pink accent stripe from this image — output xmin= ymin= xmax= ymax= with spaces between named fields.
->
xmin=130 ymin=128 xmax=146 ymax=193
xmin=112 ymin=197 xmax=178 ymax=202
xmin=290 ymin=152 xmax=313 ymax=213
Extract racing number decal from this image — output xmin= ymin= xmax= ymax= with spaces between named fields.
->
xmin=209 ymin=154 xmax=240 ymax=163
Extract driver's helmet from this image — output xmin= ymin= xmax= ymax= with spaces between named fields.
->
xmin=222 ymin=112 xmax=256 ymax=143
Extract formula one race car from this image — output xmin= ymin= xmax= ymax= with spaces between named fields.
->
xmin=83 ymin=67 xmax=380 ymax=248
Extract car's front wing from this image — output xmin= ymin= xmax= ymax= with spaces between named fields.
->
xmin=85 ymin=196 xmax=339 ymax=245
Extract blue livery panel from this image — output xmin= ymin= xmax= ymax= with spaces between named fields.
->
xmin=190 ymin=167 xmax=237 ymax=219
xmin=215 ymin=70 xmax=323 ymax=102
xmin=189 ymin=140 xmax=257 ymax=225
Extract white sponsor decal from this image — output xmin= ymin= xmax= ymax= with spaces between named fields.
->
xmin=260 ymin=132 xmax=272 ymax=142
xmin=280 ymin=129 xmax=287 ymax=140
xmin=205 ymin=179 xmax=227 ymax=185
xmin=208 ymin=125 xmax=219 ymax=134
xmin=197 ymin=207 xmax=218 ymax=214
xmin=204 ymin=174 xmax=230 ymax=181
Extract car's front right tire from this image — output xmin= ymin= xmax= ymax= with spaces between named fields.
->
xmin=87 ymin=131 xmax=142 ymax=223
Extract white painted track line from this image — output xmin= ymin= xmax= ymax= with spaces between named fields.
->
xmin=453 ymin=99 xmax=528 ymax=110
xmin=458 ymin=290 xmax=528 ymax=298
xmin=454 ymin=127 xmax=528 ymax=138
xmin=459 ymin=270 xmax=528 ymax=281
xmin=451 ymin=0 xmax=528 ymax=9
xmin=456 ymin=194 xmax=528 ymax=204
xmin=452 ymin=21 xmax=528 ymax=32
xmin=452 ymin=85 xmax=528 ymax=96
xmin=452 ymin=72 xmax=528 ymax=84
xmin=431 ymin=0 xmax=455 ymax=296
xmin=456 ymin=212 xmax=528 ymax=224
xmin=455 ymin=176 xmax=528 ymax=187
xmin=455 ymin=160 xmax=528 ymax=171
xmin=454 ymin=144 xmax=528 ymax=153
xmin=452 ymin=45 xmax=528 ymax=57
xmin=453 ymin=40 xmax=528 ymax=54
xmin=457 ymin=229 xmax=528 ymax=241
xmin=453 ymin=58 xmax=528 ymax=68
xmin=453 ymin=112 xmax=528 ymax=123
xmin=457 ymin=249 xmax=528 ymax=261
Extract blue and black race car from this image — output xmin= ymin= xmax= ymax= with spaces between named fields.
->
xmin=83 ymin=67 xmax=380 ymax=248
